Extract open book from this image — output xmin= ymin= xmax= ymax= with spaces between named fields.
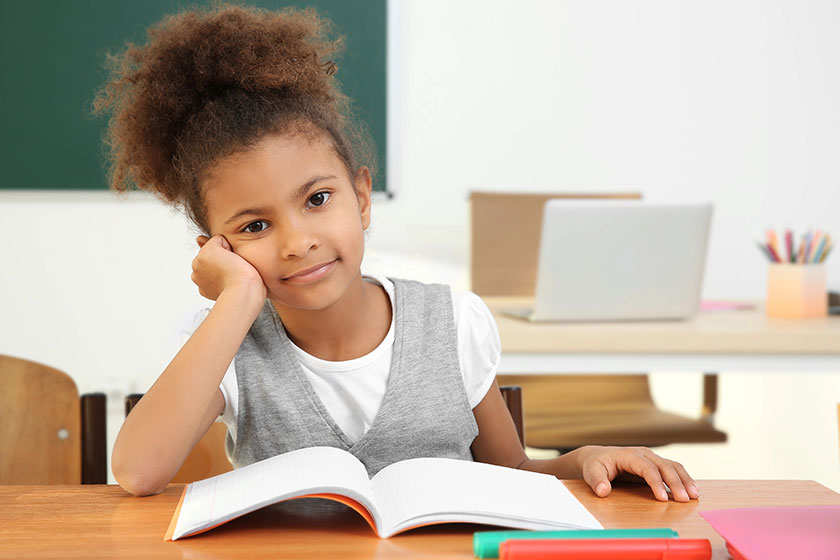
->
xmin=165 ymin=446 xmax=602 ymax=540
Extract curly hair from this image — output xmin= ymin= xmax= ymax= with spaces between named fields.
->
xmin=92 ymin=1 xmax=376 ymax=232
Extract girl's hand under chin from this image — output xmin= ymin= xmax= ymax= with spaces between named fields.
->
xmin=192 ymin=235 xmax=267 ymax=301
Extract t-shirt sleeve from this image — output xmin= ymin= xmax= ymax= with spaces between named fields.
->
xmin=452 ymin=291 xmax=502 ymax=408
xmin=180 ymin=307 xmax=238 ymax=435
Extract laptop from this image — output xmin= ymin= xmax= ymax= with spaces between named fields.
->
xmin=504 ymin=200 xmax=713 ymax=322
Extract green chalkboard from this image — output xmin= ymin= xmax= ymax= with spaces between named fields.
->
xmin=0 ymin=0 xmax=386 ymax=191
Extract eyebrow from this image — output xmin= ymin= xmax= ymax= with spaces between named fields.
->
xmin=291 ymin=175 xmax=336 ymax=202
xmin=223 ymin=206 xmax=272 ymax=226
xmin=223 ymin=175 xmax=337 ymax=226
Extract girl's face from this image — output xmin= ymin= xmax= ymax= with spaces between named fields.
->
xmin=202 ymin=132 xmax=371 ymax=311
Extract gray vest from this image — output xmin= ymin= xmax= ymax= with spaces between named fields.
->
xmin=227 ymin=278 xmax=478 ymax=476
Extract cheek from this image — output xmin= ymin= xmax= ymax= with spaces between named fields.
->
xmin=331 ymin=212 xmax=366 ymax=255
xmin=233 ymin=242 xmax=274 ymax=275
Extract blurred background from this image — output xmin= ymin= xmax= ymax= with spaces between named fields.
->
xmin=1 ymin=0 xmax=839 ymax=488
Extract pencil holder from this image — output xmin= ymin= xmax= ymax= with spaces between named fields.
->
xmin=766 ymin=264 xmax=827 ymax=318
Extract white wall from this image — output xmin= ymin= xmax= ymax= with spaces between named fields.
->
xmin=1 ymin=0 xmax=839 ymax=489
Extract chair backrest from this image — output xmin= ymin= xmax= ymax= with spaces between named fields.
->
xmin=470 ymin=191 xmax=642 ymax=296
xmin=0 ymin=354 xmax=106 ymax=484
xmin=499 ymin=385 xmax=524 ymax=447
xmin=126 ymin=386 xmax=526 ymax=483
xmin=499 ymin=374 xmax=655 ymax=413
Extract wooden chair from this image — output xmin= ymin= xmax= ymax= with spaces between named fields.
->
xmin=499 ymin=385 xmax=524 ymax=447
xmin=125 ymin=386 xmax=525 ymax=483
xmin=471 ymin=191 xmax=727 ymax=450
xmin=0 ymin=354 xmax=107 ymax=484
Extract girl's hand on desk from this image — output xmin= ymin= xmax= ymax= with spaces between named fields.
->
xmin=193 ymin=235 xmax=267 ymax=301
xmin=574 ymin=445 xmax=699 ymax=503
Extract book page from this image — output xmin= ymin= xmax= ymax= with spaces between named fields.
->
xmin=371 ymin=458 xmax=602 ymax=537
xmin=171 ymin=446 xmax=377 ymax=539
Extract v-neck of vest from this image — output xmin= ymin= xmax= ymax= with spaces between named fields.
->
xmin=268 ymin=278 xmax=405 ymax=452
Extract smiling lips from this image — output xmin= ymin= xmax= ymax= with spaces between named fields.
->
xmin=282 ymin=259 xmax=337 ymax=283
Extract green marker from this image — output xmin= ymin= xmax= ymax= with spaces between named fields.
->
xmin=473 ymin=528 xmax=679 ymax=558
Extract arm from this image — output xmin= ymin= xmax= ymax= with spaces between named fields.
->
xmin=112 ymin=235 xmax=266 ymax=496
xmin=470 ymin=380 xmax=699 ymax=502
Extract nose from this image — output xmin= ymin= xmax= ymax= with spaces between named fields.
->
xmin=277 ymin=219 xmax=319 ymax=259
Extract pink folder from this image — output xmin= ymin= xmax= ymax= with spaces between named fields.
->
xmin=700 ymin=506 xmax=840 ymax=560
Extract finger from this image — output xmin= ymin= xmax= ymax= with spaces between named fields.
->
xmin=204 ymin=234 xmax=232 ymax=251
xmin=196 ymin=235 xmax=209 ymax=248
xmin=657 ymin=462 xmax=690 ymax=502
xmin=623 ymin=454 xmax=668 ymax=501
xmin=581 ymin=459 xmax=613 ymax=498
xmin=641 ymin=452 xmax=697 ymax=501
xmin=672 ymin=461 xmax=699 ymax=499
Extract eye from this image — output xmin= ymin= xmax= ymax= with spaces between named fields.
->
xmin=307 ymin=191 xmax=331 ymax=208
xmin=243 ymin=220 xmax=268 ymax=233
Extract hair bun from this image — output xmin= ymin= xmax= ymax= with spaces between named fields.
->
xmin=153 ymin=5 xmax=343 ymax=113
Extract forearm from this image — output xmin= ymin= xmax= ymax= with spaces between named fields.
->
xmin=112 ymin=287 xmax=264 ymax=495
xmin=517 ymin=448 xmax=585 ymax=479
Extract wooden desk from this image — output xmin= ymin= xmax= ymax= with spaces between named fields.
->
xmin=2 ymin=481 xmax=838 ymax=559
xmin=485 ymin=298 xmax=840 ymax=373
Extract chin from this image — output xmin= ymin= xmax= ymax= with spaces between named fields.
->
xmin=267 ymin=285 xmax=345 ymax=313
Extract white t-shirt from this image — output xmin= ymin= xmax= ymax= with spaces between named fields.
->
xmin=181 ymin=274 xmax=501 ymax=445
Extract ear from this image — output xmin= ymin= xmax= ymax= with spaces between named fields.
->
xmin=354 ymin=166 xmax=373 ymax=230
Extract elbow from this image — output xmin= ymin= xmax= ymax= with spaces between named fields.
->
xmin=115 ymin=471 xmax=168 ymax=497
xmin=112 ymin=456 xmax=168 ymax=497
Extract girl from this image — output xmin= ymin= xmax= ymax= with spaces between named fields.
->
xmin=96 ymin=3 xmax=698 ymax=503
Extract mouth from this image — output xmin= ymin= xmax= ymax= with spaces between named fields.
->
xmin=282 ymin=259 xmax=338 ymax=284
